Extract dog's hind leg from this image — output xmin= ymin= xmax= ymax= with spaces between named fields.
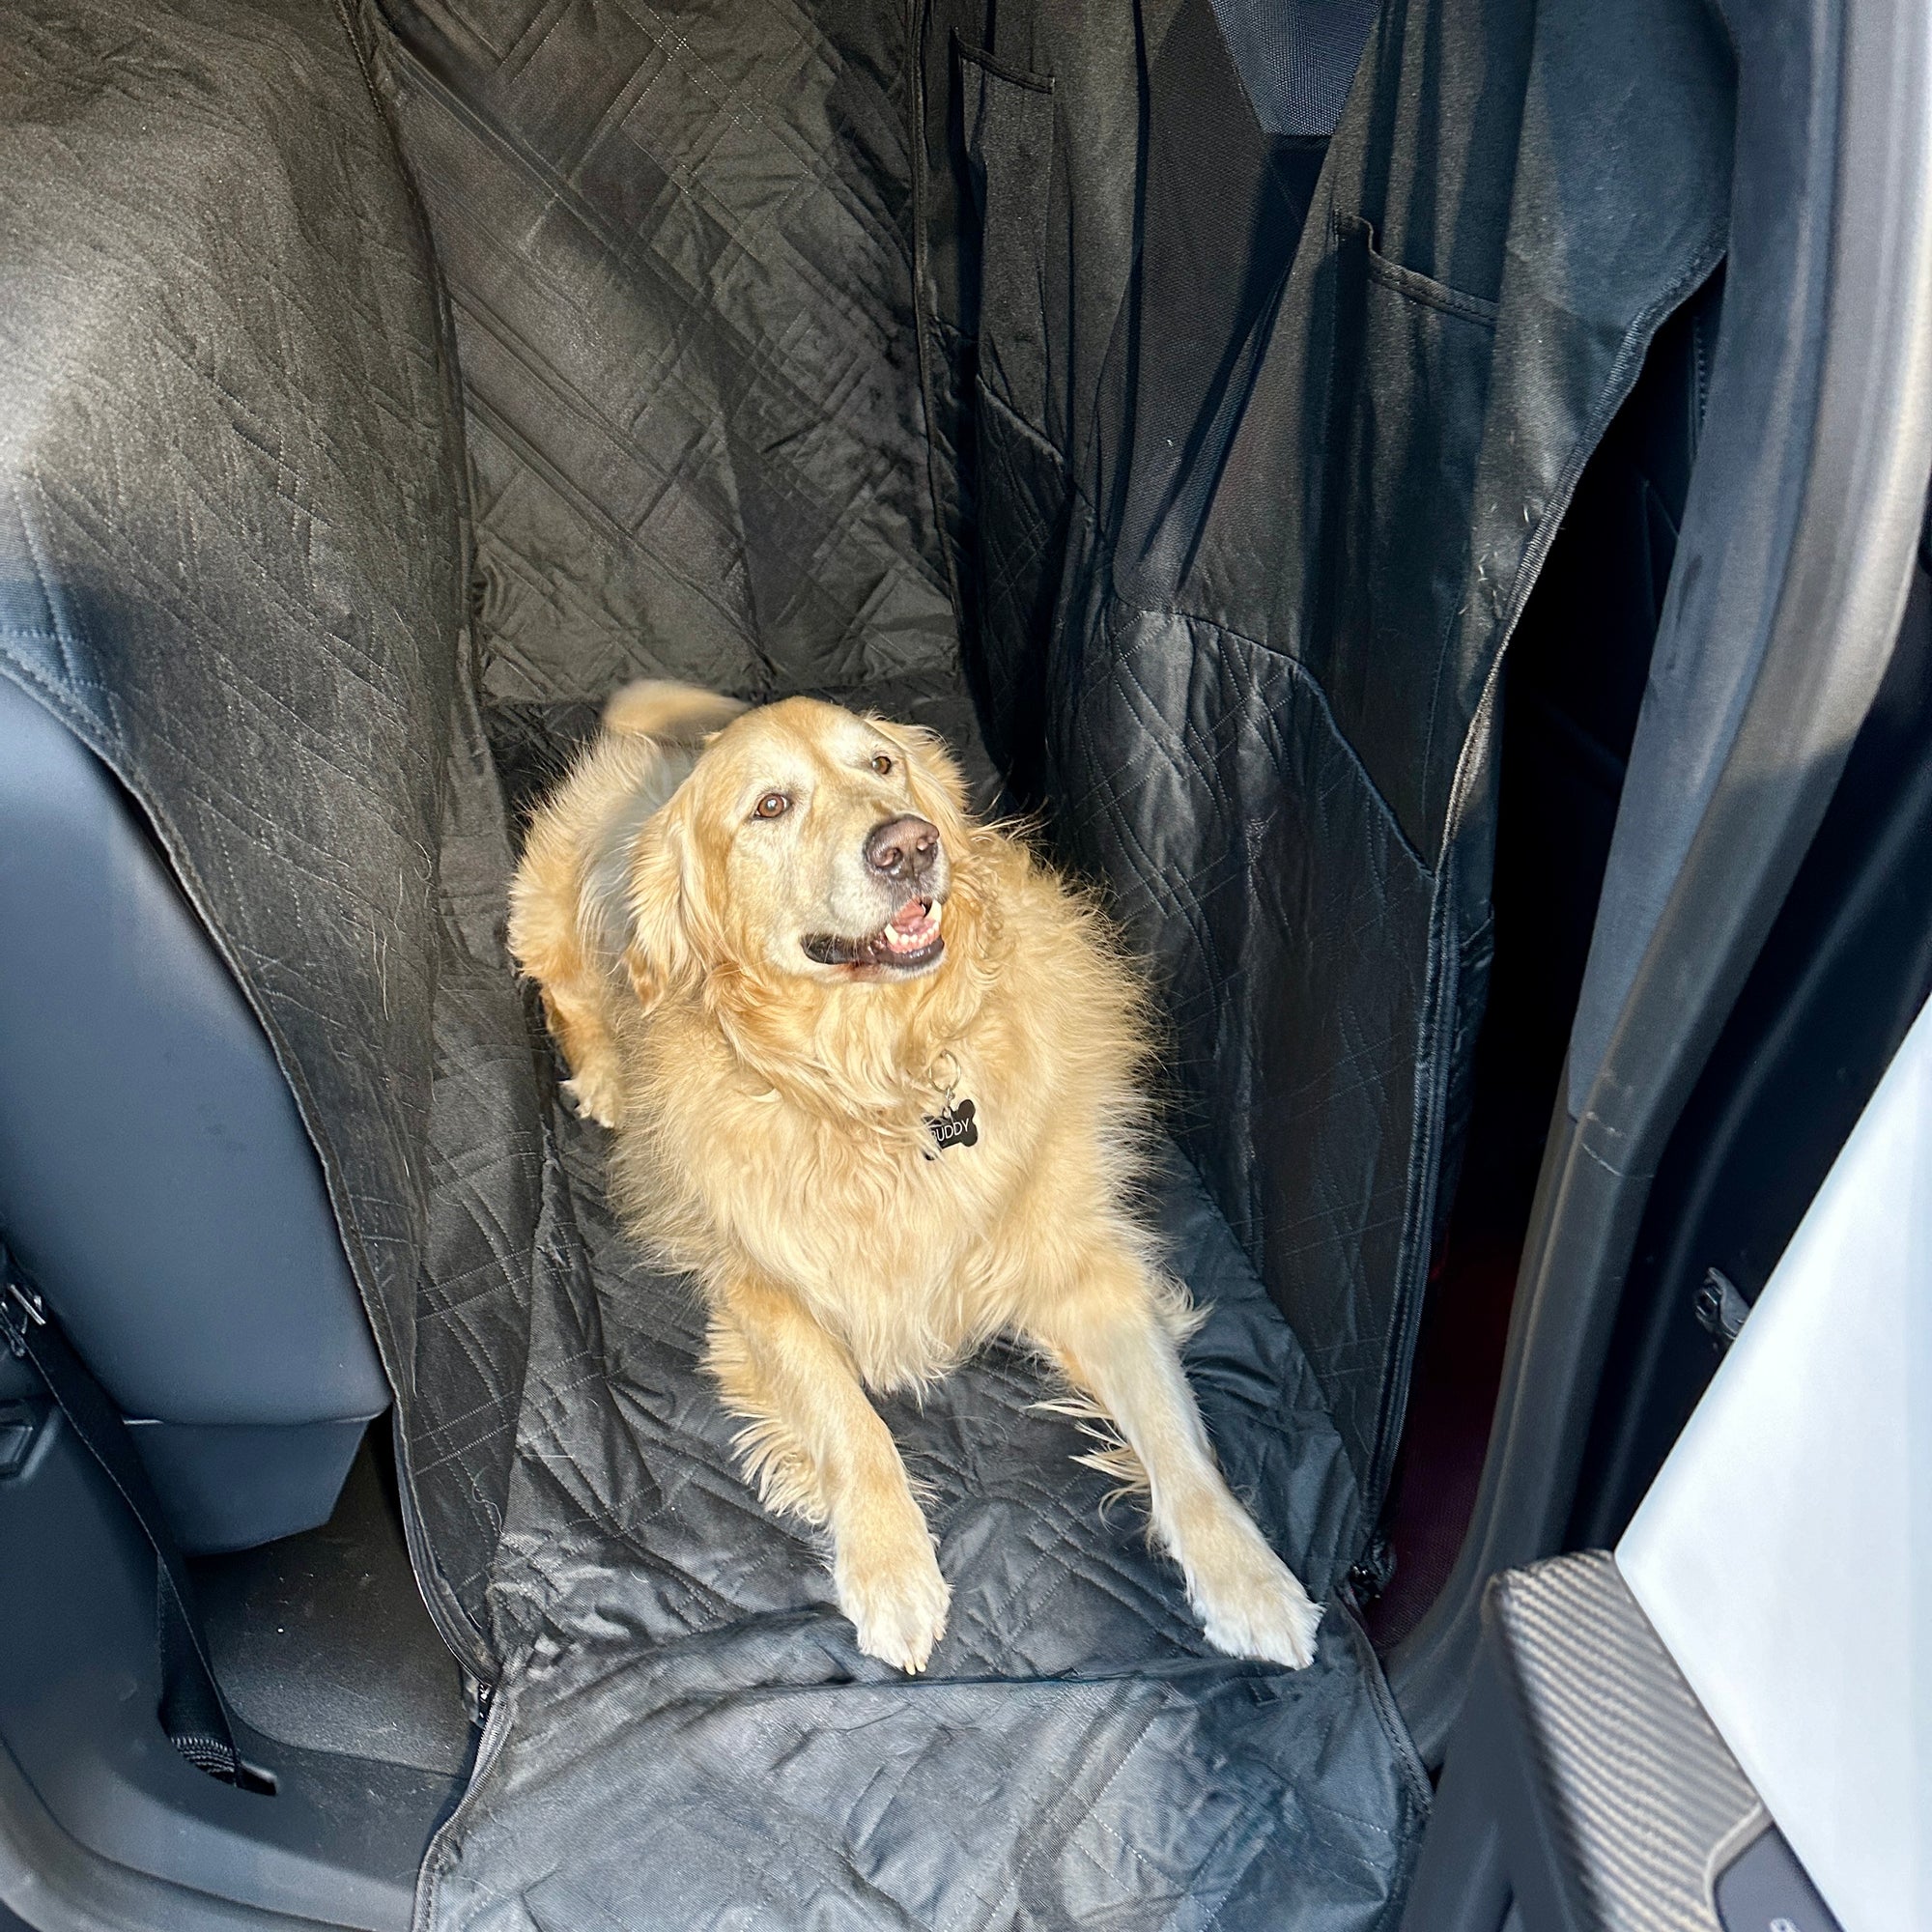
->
xmin=540 ymin=989 xmax=628 ymax=1128
xmin=508 ymin=819 xmax=631 ymax=1126
xmin=706 ymin=1277 xmax=951 ymax=1674
xmin=520 ymin=952 xmax=628 ymax=1129
xmin=1022 ymin=1244 xmax=1322 ymax=1669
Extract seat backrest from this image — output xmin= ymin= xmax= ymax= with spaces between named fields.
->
xmin=0 ymin=675 xmax=389 ymax=1551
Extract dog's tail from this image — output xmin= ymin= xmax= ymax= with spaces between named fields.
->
xmin=603 ymin=679 xmax=747 ymax=746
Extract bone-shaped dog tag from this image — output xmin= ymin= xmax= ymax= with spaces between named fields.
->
xmin=923 ymin=1096 xmax=979 ymax=1157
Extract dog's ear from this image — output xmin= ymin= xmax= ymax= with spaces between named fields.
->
xmin=622 ymin=796 xmax=700 ymax=1010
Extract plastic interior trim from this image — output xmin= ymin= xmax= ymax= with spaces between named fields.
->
xmin=1620 ymin=984 xmax=1932 ymax=1932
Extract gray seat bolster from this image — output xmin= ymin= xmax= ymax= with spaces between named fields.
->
xmin=0 ymin=675 xmax=389 ymax=1551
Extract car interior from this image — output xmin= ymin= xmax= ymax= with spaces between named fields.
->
xmin=0 ymin=0 xmax=1927 ymax=1924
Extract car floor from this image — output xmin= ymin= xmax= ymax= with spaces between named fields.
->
xmin=191 ymin=1436 xmax=476 ymax=1779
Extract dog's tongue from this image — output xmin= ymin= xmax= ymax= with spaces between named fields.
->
xmin=890 ymin=898 xmax=929 ymax=934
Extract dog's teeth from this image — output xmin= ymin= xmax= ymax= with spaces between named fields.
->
xmin=871 ymin=907 xmax=941 ymax=958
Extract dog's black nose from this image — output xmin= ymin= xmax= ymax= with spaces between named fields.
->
xmin=866 ymin=814 xmax=940 ymax=883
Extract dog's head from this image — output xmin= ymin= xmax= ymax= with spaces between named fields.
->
xmin=625 ymin=698 xmax=983 ymax=1008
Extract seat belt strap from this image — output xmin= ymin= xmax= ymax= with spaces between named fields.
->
xmin=0 ymin=1239 xmax=269 ymax=1792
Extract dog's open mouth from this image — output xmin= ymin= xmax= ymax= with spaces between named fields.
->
xmin=803 ymin=897 xmax=945 ymax=972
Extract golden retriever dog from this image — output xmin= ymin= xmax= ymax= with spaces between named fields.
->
xmin=508 ymin=680 xmax=1321 ymax=1673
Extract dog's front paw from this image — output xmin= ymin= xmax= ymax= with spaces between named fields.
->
xmin=561 ymin=1068 xmax=624 ymax=1129
xmin=1183 ymin=1518 xmax=1322 ymax=1669
xmin=837 ymin=1530 xmax=952 ymax=1674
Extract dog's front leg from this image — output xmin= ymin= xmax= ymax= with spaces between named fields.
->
xmin=1025 ymin=1254 xmax=1322 ymax=1668
xmin=709 ymin=1276 xmax=950 ymax=1673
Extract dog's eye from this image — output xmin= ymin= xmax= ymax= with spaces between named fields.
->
xmin=870 ymin=753 xmax=894 ymax=776
xmin=753 ymin=791 xmax=791 ymax=820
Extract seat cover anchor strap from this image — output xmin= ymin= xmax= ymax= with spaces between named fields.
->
xmin=0 ymin=1237 xmax=273 ymax=1794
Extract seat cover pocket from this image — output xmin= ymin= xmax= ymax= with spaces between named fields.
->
xmin=1320 ymin=211 xmax=1502 ymax=849
xmin=957 ymin=38 xmax=1056 ymax=437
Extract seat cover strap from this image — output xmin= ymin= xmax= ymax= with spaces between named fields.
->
xmin=0 ymin=1239 xmax=270 ymax=1793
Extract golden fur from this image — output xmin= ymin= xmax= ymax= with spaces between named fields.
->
xmin=508 ymin=681 xmax=1321 ymax=1671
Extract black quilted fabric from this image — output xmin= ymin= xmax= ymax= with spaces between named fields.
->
xmin=428 ymin=1134 xmax=1425 ymax=1927
xmin=0 ymin=0 xmax=1730 ymax=1922
xmin=923 ymin=0 xmax=1736 ymax=1508
xmin=380 ymin=0 xmax=972 ymax=739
